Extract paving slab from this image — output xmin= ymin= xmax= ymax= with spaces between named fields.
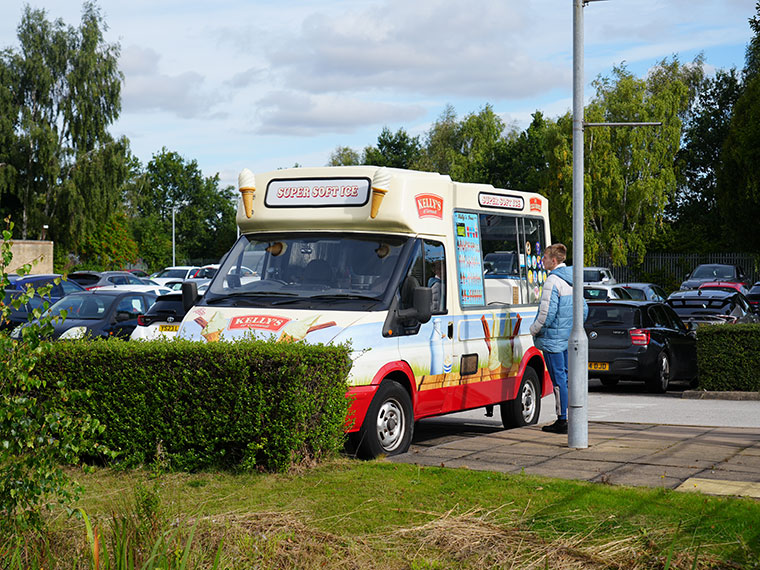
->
xmin=390 ymin=421 xmax=760 ymax=498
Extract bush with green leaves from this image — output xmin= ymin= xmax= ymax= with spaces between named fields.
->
xmin=696 ymin=323 xmax=760 ymax=391
xmin=35 ymin=338 xmax=352 ymax=472
xmin=0 ymin=218 xmax=105 ymax=532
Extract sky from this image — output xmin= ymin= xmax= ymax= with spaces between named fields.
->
xmin=1 ymin=0 xmax=757 ymax=190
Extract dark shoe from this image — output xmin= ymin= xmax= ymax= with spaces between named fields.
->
xmin=541 ymin=419 xmax=568 ymax=434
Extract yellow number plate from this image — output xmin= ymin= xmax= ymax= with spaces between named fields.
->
xmin=159 ymin=325 xmax=179 ymax=332
xmin=588 ymin=362 xmax=609 ymax=371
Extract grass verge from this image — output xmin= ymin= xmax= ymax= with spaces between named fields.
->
xmin=4 ymin=459 xmax=759 ymax=568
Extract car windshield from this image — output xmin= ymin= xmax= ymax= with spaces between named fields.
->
xmin=47 ymin=293 xmax=117 ymax=320
xmin=692 ymin=265 xmax=736 ymax=280
xmin=584 ymin=270 xmax=602 ymax=282
xmin=205 ymin=233 xmax=409 ymax=308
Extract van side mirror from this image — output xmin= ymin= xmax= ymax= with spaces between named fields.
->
xmin=182 ymin=281 xmax=200 ymax=312
xmin=398 ymin=286 xmax=432 ymax=324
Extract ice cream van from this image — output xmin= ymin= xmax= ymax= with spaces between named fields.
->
xmin=178 ymin=165 xmax=554 ymax=458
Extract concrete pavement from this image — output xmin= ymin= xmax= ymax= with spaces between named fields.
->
xmin=390 ymin=418 xmax=760 ymax=499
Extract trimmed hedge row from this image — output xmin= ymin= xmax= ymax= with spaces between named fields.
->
xmin=697 ymin=324 xmax=760 ymax=392
xmin=35 ymin=339 xmax=352 ymax=472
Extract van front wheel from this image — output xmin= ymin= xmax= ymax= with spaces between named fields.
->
xmin=501 ymin=367 xmax=541 ymax=428
xmin=358 ymin=380 xmax=413 ymax=459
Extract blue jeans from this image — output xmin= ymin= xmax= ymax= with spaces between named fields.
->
xmin=544 ymin=350 xmax=568 ymax=420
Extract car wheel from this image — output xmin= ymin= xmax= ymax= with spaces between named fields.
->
xmin=646 ymin=352 xmax=670 ymax=394
xmin=357 ymin=380 xmax=413 ymax=459
xmin=600 ymin=377 xmax=619 ymax=388
xmin=501 ymin=367 xmax=541 ymax=428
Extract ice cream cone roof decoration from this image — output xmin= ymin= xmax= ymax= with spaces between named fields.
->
xmin=370 ymin=167 xmax=392 ymax=219
xmin=238 ymin=168 xmax=256 ymax=218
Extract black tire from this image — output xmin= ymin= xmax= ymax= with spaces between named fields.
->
xmin=357 ymin=380 xmax=413 ymax=459
xmin=600 ymin=377 xmax=619 ymax=388
xmin=646 ymin=351 xmax=670 ymax=394
xmin=501 ymin=367 xmax=541 ymax=428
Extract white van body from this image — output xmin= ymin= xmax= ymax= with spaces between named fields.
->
xmin=178 ymin=166 xmax=553 ymax=457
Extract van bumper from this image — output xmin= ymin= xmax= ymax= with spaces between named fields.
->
xmin=345 ymin=385 xmax=378 ymax=433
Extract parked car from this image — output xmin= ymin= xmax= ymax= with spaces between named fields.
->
xmin=69 ymin=270 xmax=150 ymax=290
xmin=585 ymin=300 xmax=697 ymax=393
xmin=666 ymin=289 xmax=759 ymax=326
xmin=130 ymin=293 xmax=187 ymax=340
xmin=190 ymin=264 xmax=219 ymax=280
xmin=151 ymin=266 xmax=201 ymax=287
xmin=583 ymin=266 xmax=616 ymax=285
xmin=747 ymin=282 xmax=760 ymax=309
xmin=618 ymin=282 xmax=668 ymax=302
xmin=1 ymin=274 xmax=85 ymax=331
xmin=697 ymin=281 xmax=749 ymax=295
xmin=11 ymin=290 xmax=158 ymax=340
xmin=679 ymin=263 xmax=749 ymax=291
xmin=584 ymin=284 xmax=633 ymax=301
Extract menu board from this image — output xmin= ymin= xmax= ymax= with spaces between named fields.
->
xmin=454 ymin=212 xmax=485 ymax=306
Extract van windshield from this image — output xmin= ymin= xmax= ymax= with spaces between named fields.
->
xmin=204 ymin=233 xmax=410 ymax=309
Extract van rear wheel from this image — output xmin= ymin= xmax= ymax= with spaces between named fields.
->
xmin=357 ymin=380 xmax=413 ymax=459
xmin=501 ymin=367 xmax=541 ymax=428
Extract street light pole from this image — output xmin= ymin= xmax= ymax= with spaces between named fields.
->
xmin=568 ymin=0 xmax=589 ymax=449
xmin=172 ymin=205 xmax=176 ymax=266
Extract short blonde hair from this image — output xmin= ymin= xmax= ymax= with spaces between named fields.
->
xmin=544 ymin=243 xmax=567 ymax=263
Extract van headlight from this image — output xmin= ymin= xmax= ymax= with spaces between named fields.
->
xmin=59 ymin=326 xmax=87 ymax=340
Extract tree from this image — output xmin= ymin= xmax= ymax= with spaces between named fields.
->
xmin=415 ymin=104 xmax=462 ymax=175
xmin=447 ymin=104 xmax=506 ymax=183
xmin=327 ymin=146 xmax=360 ymax=166
xmin=580 ymin=59 xmax=700 ymax=264
xmin=0 ymin=2 xmax=123 ymax=253
xmin=132 ymin=149 xmax=237 ymax=269
xmin=714 ymin=2 xmax=760 ymax=252
xmin=666 ymin=68 xmax=742 ymax=252
xmin=491 ymin=112 xmax=549 ymax=192
xmin=362 ymin=127 xmax=421 ymax=168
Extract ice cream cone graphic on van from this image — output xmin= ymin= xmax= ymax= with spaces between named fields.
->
xmin=238 ymin=168 xmax=256 ymax=218
xmin=197 ymin=311 xmax=227 ymax=342
xmin=370 ymin=167 xmax=391 ymax=219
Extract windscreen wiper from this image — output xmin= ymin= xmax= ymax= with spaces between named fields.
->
xmin=205 ymin=291 xmax=298 ymax=304
xmin=309 ymin=293 xmax=380 ymax=301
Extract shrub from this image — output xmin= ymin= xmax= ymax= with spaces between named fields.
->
xmin=1 ymin=218 xmax=104 ymax=532
xmin=35 ymin=338 xmax=352 ymax=472
xmin=696 ymin=324 xmax=760 ymax=392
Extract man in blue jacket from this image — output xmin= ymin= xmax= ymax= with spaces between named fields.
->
xmin=530 ymin=243 xmax=582 ymax=434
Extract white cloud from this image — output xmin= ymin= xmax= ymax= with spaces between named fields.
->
xmin=253 ymin=91 xmax=426 ymax=136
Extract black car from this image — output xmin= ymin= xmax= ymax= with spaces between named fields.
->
xmin=585 ymin=300 xmax=697 ymax=393
xmin=679 ymin=264 xmax=749 ymax=291
xmin=1 ymin=274 xmax=85 ymax=331
xmin=11 ymin=290 xmax=157 ymax=340
xmin=666 ymin=289 xmax=758 ymax=326
xmin=747 ymin=282 xmax=760 ymax=309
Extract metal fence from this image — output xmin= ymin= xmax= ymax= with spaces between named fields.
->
xmin=593 ymin=253 xmax=760 ymax=292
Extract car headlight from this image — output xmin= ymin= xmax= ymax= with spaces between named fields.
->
xmin=10 ymin=325 xmax=22 ymax=339
xmin=59 ymin=326 xmax=87 ymax=340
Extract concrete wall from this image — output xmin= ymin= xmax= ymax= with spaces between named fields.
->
xmin=7 ymin=241 xmax=54 ymax=274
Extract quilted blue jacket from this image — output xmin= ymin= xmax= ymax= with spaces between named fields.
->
xmin=529 ymin=264 xmax=586 ymax=353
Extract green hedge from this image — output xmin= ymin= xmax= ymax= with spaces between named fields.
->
xmin=35 ymin=339 xmax=352 ymax=472
xmin=697 ymin=324 xmax=760 ymax=392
